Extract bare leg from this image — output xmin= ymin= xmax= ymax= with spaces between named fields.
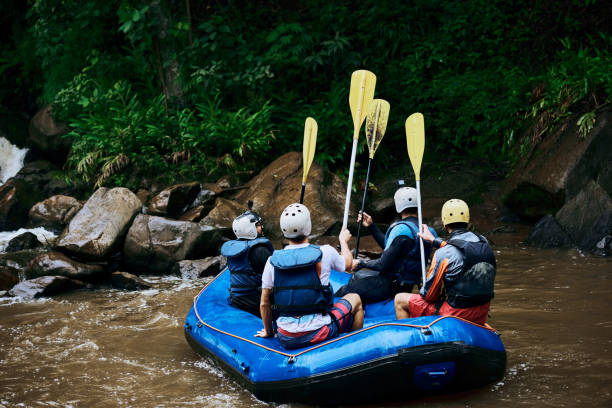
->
xmin=395 ymin=293 xmax=413 ymax=320
xmin=342 ymin=293 xmax=364 ymax=330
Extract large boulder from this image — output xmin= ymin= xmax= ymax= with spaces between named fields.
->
xmin=5 ymin=232 xmax=42 ymax=252
xmin=8 ymin=275 xmax=85 ymax=298
xmin=0 ymin=266 xmax=19 ymax=290
xmin=503 ymin=111 xmax=612 ymax=219
xmin=555 ymin=181 xmax=612 ymax=252
xmin=56 ymin=187 xmax=142 ymax=260
xmin=28 ymin=104 xmax=71 ymax=164
xmin=201 ymin=152 xmax=350 ymax=241
xmin=110 ymin=271 xmax=152 ymax=290
xmin=29 ymin=195 xmax=82 ymax=231
xmin=0 ymin=161 xmax=74 ymax=230
xmin=525 ymin=214 xmax=573 ymax=248
xmin=123 ymin=214 xmax=212 ymax=274
xmin=171 ymin=256 xmax=226 ymax=279
xmin=199 ymin=197 xmax=245 ymax=240
xmin=147 ymin=182 xmax=202 ymax=218
xmin=25 ymin=251 xmax=106 ymax=281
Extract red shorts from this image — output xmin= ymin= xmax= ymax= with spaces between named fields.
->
xmin=408 ymin=295 xmax=490 ymax=326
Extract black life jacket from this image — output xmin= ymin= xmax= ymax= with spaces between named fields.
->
xmin=221 ymin=237 xmax=274 ymax=299
xmin=444 ymin=234 xmax=496 ymax=308
xmin=270 ymin=245 xmax=333 ymax=317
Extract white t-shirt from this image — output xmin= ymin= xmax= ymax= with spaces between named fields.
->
xmin=261 ymin=243 xmax=346 ymax=333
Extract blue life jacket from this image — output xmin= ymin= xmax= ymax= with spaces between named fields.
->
xmin=221 ymin=237 xmax=274 ymax=299
xmin=270 ymin=245 xmax=333 ymax=317
xmin=445 ymin=235 xmax=496 ymax=308
xmin=383 ymin=218 xmax=435 ymax=284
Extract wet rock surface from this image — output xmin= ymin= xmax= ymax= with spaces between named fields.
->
xmin=526 ymin=215 xmax=573 ymax=248
xmin=147 ymin=182 xmax=202 ymax=218
xmin=503 ymin=111 xmax=612 ymax=219
xmin=5 ymin=232 xmax=42 ymax=252
xmin=212 ymin=151 xmax=351 ymax=240
xmin=8 ymin=275 xmax=85 ymax=298
xmin=123 ymin=214 xmax=211 ymax=274
xmin=25 ymin=251 xmax=106 ymax=281
xmin=56 ymin=187 xmax=142 ymax=260
xmin=0 ymin=266 xmax=19 ymax=290
xmin=110 ymin=271 xmax=152 ymax=290
xmin=555 ymin=180 xmax=612 ymax=252
xmin=172 ymin=256 xmax=226 ymax=279
xmin=29 ymin=195 xmax=82 ymax=231
xmin=28 ymin=104 xmax=70 ymax=163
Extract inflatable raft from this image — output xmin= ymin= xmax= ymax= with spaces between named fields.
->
xmin=184 ymin=268 xmax=506 ymax=405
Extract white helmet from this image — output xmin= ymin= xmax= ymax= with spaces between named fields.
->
xmin=280 ymin=203 xmax=311 ymax=239
xmin=394 ymin=187 xmax=418 ymax=213
xmin=232 ymin=211 xmax=262 ymax=240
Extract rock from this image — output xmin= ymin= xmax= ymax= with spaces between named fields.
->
xmin=555 ymin=181 xmax=612 ymax=252
xmin=5 ymin=232 xmax=41 ymax=252
xmin=367 ymin=196 xmax=396 ymax=225
xmin=8 ymin=275 xmax=85 ymax=298
xmin=136 ymin=189 xmax=151 ymax=205
xmin=593 ymin=235 xmax=612 ymax=257
xmin=123 ymin=214 xmax=211 ymax=274
xmin=0 ymin=161 xmax=75 ymax=230
xmin=525 ymin=215 xmax=573 ymax=248
xmin=179 ymin=205 xmax=207 ymax=222
xmin=171 ymin=256 xmax=226 ymax=279
xmin=56 ymin=187 xmax=142 ymax=260
xmin=28 ymin=195 xmax=82 ymax=231
xmin=25 ymin=251 xmax=106 ymax=281
xmin=0 ymin=249 xmax=47 ymax=271
xmin=503 ymin=111 xmax=612 ymax=219
xmin=202 ymin=152 xmax=351 ymax=241
xmin=199 ymin=197 xmax=244 ymax=240
xmin=110 ymin=271 xmax=152 ymax=290
xmin=147 ymin=182 xmax=201 ymax=218
xmin=28 ymin=104 xmax=70 ymax=164
xmin=0 ymin=266 xmax=20 ymax=290
xmin=0 ymin=290 xmax=7 ymax=297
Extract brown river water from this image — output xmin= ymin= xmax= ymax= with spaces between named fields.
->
xmin=1 ymin=238 xmax=612 ymax=407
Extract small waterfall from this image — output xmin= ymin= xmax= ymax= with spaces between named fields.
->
xmin=0 ymin=136 xmax=28 ymax=186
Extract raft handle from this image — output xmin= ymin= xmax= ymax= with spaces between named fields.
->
xmin=196 ymin=321 xmax=203 ymax=328
xmin=421 ymin=327 xmax=432 ymax=335
xmin=288 ymin=356 xmax=295 ymax=364
xmin=184 ymin=323 xmax=192 ymax=331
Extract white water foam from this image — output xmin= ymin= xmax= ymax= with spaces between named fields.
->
xmin=0 ymin=136 xmax=28 ymax=185
xmin=0 ymin=227 xmax=58 ymax=252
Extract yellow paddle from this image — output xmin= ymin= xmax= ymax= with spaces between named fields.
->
xmin=343 ymin=70 xmax=376 ymax=229
xmin=300 ymin=117 xmax=318 ymax=204
xmin=405 ymin=112 xmax=427 ymax=284
xmin=354 ymin=99 xmax=390 ymax=256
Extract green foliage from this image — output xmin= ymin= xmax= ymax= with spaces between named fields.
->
xmin=2 ymin=0 xmax=611 ymax=191
xmin=62 ymin=80 xmax=273 ymax=188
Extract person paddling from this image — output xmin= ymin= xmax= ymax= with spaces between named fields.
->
xmin=255 ymin=203 xmax=364 ymax=349
xmin=394 ymin=199 xmax=497 ymax=325
xmin=221 ymin=202 xmax=274 ymax=317
xmin=336 ymin=186 xmax=437 ymax=303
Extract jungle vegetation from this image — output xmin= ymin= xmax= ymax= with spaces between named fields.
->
xmin=1 ymin=0 xmax=610 ymax=189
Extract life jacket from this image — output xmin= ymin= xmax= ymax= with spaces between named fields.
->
xmin=444 ymin=234 xmax=496 ymax=308
xmin=221 ymin=237 xmax=274 ymax=299
xmin=270 ymin=245 xmax=333 ymax=317
xmin=383 ymin=218 xmax=435 ymax=284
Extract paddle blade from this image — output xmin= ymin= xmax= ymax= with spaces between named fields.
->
xmin=349 ymin=70 xmax=376 ymax=139
xmin=405 ymin=113 xmax=425 ymax=181
xmin=365 ymin=99 xmax=390 ymax=159
xmin=302 ymin=117 xmax=318 ymax=183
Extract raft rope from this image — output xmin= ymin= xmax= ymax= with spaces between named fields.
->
xmin=191 ymin=269 xmax=498 ymax=360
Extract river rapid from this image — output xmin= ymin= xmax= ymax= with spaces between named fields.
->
xmin=1 ymin=238 xmax=612 ymax=407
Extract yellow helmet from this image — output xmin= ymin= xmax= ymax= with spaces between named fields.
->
xmin=441 ymin=199 xmax=469 ymax=226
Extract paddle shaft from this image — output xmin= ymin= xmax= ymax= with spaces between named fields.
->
xmin=354 ymin=158 xmax=372 ymax=257
xmin=416 ymin=180 xmax=426 ymax=284
xmin=342 ymin=138 xmax=359 ymax=228
xmin=299 ymin=183 xmax=306 ymax=204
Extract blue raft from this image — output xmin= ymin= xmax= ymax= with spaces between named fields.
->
xmin=184 ymin=269 xmax=506 ymax=405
